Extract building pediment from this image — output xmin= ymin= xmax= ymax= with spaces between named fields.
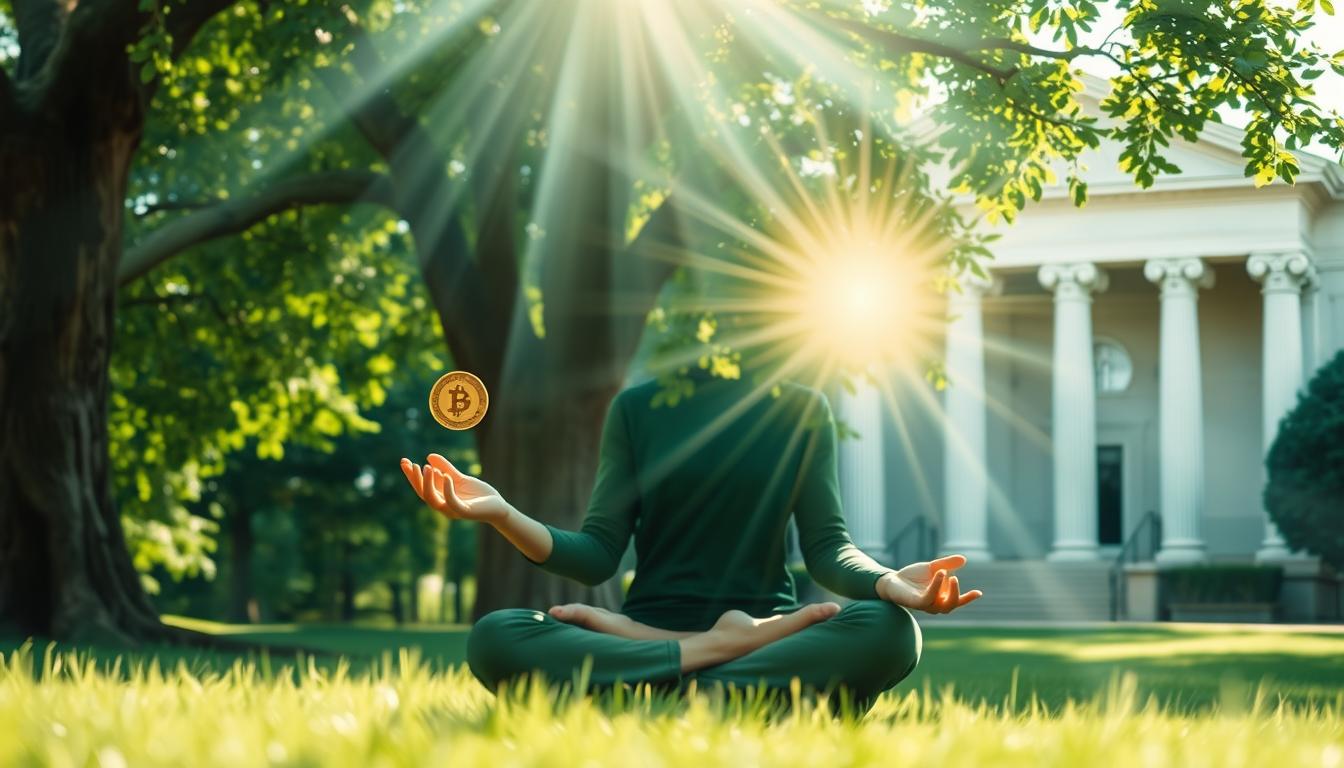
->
xmin=920 ymin=73 xmax=1344 ymax=204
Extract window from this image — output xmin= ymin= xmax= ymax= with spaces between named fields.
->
xmin=1094 ymin=339 xmax=1133 ymax=394
xmin=1097 ymin=444 xmax=1123 ymax=545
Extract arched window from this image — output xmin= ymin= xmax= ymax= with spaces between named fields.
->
xmin=1094 ymin=339 xmax=1133 ymax=394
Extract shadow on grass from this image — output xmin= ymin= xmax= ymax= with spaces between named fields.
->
xmin=0 ymin=618 xmax=473 ymax=682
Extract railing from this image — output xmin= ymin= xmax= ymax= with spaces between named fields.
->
xmin=886 ymin=515 xmax=940 ymax=567
xmin=1109 ymin=511 xmax=1162 ymax=620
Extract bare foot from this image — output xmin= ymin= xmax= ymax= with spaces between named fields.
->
xmin=678 ymin=602 xmax=841 ymax=673
xmin=548 ymin=603 xmax=694 ymax=641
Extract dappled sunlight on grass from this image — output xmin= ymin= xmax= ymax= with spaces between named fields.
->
xmin=2 ymin=642 xmax=1343 ymax=768
xmin=907 ymin=625 xmax=1344 ymax=711
xmin=946 ymin=631 xmax=1344 ymax=662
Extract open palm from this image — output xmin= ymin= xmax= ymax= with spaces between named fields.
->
xmin=878 ymin=554 xmax=983 ymax=614
xmin=400 ymin=453 xmax=509 ymax=523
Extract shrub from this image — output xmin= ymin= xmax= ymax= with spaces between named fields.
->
xmin=1265 ymin=350 xmax=1344 ymax=570
xmin=1163 ymin=565 xmax=1283 ymax=604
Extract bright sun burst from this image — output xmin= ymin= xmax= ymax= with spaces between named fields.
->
xmin=792 ymin=237 xmax=933 ymax=370
xmin=655 ymin=116 xmax=955 ymax=390
xmin=318 ymin=0 xmax=959 ymax=389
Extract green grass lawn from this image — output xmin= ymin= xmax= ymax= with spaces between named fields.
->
xmin=3 ymin=618 xmax=1343 ymax=766
xmin=159 ymin=616 xmax=1344 ymax=709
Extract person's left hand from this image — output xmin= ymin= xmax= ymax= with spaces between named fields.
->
xmin=876 ymin=554 xmax=983 ymax=614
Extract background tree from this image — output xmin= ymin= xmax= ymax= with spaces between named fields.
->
xmin=1265 ymin=350 xmax=1344 ymax=571
xmin=2 ymin=0 xmax=1342 ymax=640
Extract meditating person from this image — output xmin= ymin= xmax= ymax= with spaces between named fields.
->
xmin=399 ymin=369 xmax=982 ymax=711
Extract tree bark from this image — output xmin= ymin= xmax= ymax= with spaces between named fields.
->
xmin=227 ymin=494 xmax=255 ymax=624
xmin=464 ymin=56 xmax=686 ymax=616
xmin=339 ymin=545 xmax=356 ymax=622
xmin=406 ymin=576 xmax=418 ymax=623
xmin=0 ymin=0 xmax=243 ymax=646
xmin=472 ymin=388 xmax=624 ymax=617
xmin=388 ymin=580 xmax=404 ymax=625
xmin=0 ymin=56 xmax=160 ymax=643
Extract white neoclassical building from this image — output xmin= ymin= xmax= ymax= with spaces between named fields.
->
xmin=834 ymin=102 xmax=1344 ymax=621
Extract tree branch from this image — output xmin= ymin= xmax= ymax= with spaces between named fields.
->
xmin=0 ymin=63 xmax=13 ymax=119
xmin=118 ymin=169 xmax=395 ymax=286
xmin=166 ymin=0 xmax=242 ymax=60
xmin=471 ymin=143 xmax=520 ymax=339
xmin=140 ymin=0 xmax=245 ymax=101
xmin=973 ymin=36 xmax=1107 ymax=62
xmin=11 ymin=0 xmax=65 ymax=80
xmin=134 ymin=199 xmax=216 ymax=216
xmin=820 ymin=15 xmax=1020 ymax=82
xmin=22 ymin=0 xmax=241 ymax=115
xmin=312 ymin=24 xmax=420 ymax=158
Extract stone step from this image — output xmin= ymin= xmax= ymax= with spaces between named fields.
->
xmin=914 ymin=560 xmax=1117 ymax=622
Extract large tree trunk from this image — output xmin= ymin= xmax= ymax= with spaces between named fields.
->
xmin=388 ymin=580 xmax=404 ymax=625
xmin=472 ymin=384 xmax=623 ymax=617
xmin=339 ymin=541 xmax=356 ymax=621
xmin=227 ymin=499 xmax=256 ymax=623
xmin=464 ymin=57 xmax=676 ymax=617
xmin=0 ymin=77 xmax=160 ymax=642
xmin=313 ymin=13 xmax=683 ymax=619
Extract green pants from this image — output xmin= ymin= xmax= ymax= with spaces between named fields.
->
xmin=466 ymin=600 xmax=922 ymax=711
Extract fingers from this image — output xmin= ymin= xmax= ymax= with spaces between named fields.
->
xmin=405 ymin=460 xmax=462 ymax=517
xmin=548 ymin=603 xmax=599 ymax=628
xmin=437 ymin=466 xmax=467 ymax=511
xmin=939 ymin=575 xmax=962 ymax=614
xmin=805 ymin=601 xmax=841 ymax=621
xmin=429 ymin=466 xmax=467 ymax=515
xmin=755 ymin=602 xmax=840 ymax=642
xmin=915 ymin=570 xmax=965 ymax=614
xmin=930 ymin=572 xmax=984 ymax=613
xmin=427 ymin=453 xmax=467 ymax=479
xmin=420 ymin=463 xmax=442 ymax=507
xmin=400 ymin=459 xmax=421 ymax=491
xmin=928 ymin=554 xmax=967 ymax=573
xmin=918 ymin=569 xmax=947 ymax=610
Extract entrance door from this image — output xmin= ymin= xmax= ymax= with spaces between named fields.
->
xmin=1097 ymin=444 xmax=1123 ymax=546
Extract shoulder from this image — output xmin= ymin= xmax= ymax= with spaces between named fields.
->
xmin=770 ymin=380 xmax=835 ymax=428
xmin=613 ymin=378 xmax=661 ymax=409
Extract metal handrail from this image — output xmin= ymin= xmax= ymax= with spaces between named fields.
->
xmin=886 ymin=515 xmax=940 ymax=566
xmin=1110 ymin=511 xmax=1162 ymax=620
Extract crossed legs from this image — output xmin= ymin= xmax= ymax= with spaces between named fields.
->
xmin=466 ymin=600 xmax=921 ymax=713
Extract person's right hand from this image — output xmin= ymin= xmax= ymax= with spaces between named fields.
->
xmin=876 ymin=554 xmax=983 ymax=614
xmin=400 ymin=453 xmax=510 ymax=524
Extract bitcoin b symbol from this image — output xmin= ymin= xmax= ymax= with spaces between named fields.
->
xmin=447 ymin=384 xmax=471 ymax=416
xmin=429 ymin=371 xmax=489 ymax=430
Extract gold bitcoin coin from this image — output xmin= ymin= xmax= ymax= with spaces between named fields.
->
xmin=429 ymin=371 xmax=489 ymax=430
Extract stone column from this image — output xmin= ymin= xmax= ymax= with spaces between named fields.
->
xmin=1302 ymin=273 xmax=1322 ymax=382
xmin=1038 ymin=263 xmax=1108 ymax=561
xmin=940 ymin=271 xmax=999 ymax=561
xmin=1247 ymin=252 xmax=1313 ymax=561
xmin=837 ymin=377 xmax=888 ymax=562
xmin=1144 ymin=257 xmax=1214 ymax=564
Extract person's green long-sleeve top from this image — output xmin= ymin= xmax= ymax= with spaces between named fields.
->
xmin=529 ymin=371 xmax=894 ymax=632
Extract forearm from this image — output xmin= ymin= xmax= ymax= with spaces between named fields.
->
xmin=490 ymin=503 xmax=554 ymax=564
xmin=494 ymin=503 xmax=626 ymax=586
xmin=805 ymin=542 xmax=893 ymax=600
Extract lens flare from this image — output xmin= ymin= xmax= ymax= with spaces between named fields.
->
xmin=791 ymin=235 xmax=937 ymax=370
